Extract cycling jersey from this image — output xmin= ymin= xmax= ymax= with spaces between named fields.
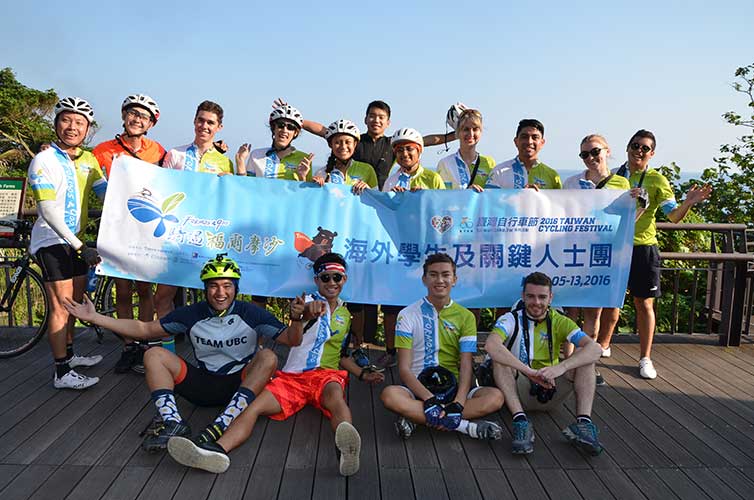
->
xmin=163 ymin=143 xmax=234 ymax=174
xmin=394 ymin=298 xmax=477 ymax=378
xmin=160 ymin=301 xmax=284 ymax=375
xmin=436 ymin=151 xmax=495 ymax=189
xmin=382 ymin=165 xmax=446 ymax=192
xmin=281 ymin=294 xmax=352 ymax=373
xmin=492 ymin=308 xmax=586 ymax=370
xmin=92 ymin=135 xmax=166 ymax=177
xmin=246 ymin=147 xmax=312 ymax=181
xmin=614 ymin=164 xmax=678 ymax=246
xmin=487 ymin=157 xmax=562 ymax=189
xmin=563 ymin=171 xmax=630 ymax=190
xmin=27 ymin=143 xmax=107 ymax=254
xmin=313 ymin=159 xmax=378 ymax=188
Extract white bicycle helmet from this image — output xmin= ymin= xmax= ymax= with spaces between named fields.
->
xmin=391 ymin=128 xmax=423 ymax=148
xmin=54 ymin=97 xmax=94 ymax=125
xmin=269 ymin=104 xmax=303 ymax=128
xmin=122 ymin=94 xmax=160 ymax=123
xmin=325 ymin=119 xmax=360 ymax=141
xmin=446 ymin=102 xmax=468 ymax=130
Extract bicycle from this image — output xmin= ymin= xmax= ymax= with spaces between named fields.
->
xmin=0 ymin=219 xmax=50 ymax=358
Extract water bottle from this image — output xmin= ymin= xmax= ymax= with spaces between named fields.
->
xmin=86 ymin=267 xmax=98 ymax=293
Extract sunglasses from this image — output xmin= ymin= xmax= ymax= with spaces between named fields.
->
xmin=630 ymin=142 xmax=652 ymax=153
xmin=578 ymin=147 xmax=603 ymax=159
xmin=274 ymin=121 xmax=298 ymax=132
xmin=317 ymin=273 xmax=344 ymax=283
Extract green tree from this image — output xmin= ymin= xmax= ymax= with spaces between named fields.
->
xmin=693 ymin=63 xmax=754 ymax=227
xmin=0 ymin=68 xmax=58 ymax=177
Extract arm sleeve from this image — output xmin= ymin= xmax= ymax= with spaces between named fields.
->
xmin=458 ymin=312 xmax=477 ymax=353
xmin=36 ymin=200 xmax=83 ymax=249
xmin=657 ymin=175 xmax=679 ymax=215
xmin=394 ymin=309 xmax=416 ymax=349
xmin=491 ymin=313 xmax=515 ymax=343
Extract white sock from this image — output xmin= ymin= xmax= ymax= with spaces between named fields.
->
xmin=455 ymin=419 xmax=471 ymax=435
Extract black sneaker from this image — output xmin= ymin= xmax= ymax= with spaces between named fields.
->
xmin=195 ymin=423 xmax=224 ymax=444
xmin=141 ymin=419 xmax=191 ymax=453
xmin=131 ymin=345 xmax=146 ymax=374
xmin=595 ymin=370 xmax=606 ymax=387
xmin=114 ymin=344 xmax=140 ymax=374
xmin=563 ymin=420 xmax=604 ymax=456
xmin=511 ymin=419 xmax=535 ymax=454
xmin=394 ymin=416 xmax=416 ymax=440
xmin=168 ymin=436 xmax=230 ymax=473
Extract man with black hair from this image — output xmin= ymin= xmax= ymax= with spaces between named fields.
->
xmin=63 ymin=254 xmax=309 ymax=453
xmin=483 ymin=272 xmax=603 ymax=456
xmin=380 ymin=253 xmax=504 ymax=441
xmin=488 ymin=119 xmax=562 ymax=189
xmin=165 ymin=253 xmax=384 ymax=476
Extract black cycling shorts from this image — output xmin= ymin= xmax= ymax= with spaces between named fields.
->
xmin=628 ymin=245 xmax=662 ymax=298
xmin=174 ymin=358 xmax=244 ymax=406
xmin=35 ymin=244 xmax=88 ymax=282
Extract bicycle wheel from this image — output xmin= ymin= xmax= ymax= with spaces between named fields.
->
xmin=0 ymin=262 xmax=49 ymax=358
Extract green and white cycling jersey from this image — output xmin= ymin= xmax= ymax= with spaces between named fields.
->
xmin=27 ymin=143 xmax=107 ymax=254
xmin=382 ymin=165 xmax=445 ymax=192
xmin=163 ymin=143 xmax=234 ymax=174
xmin=395 ymin=298 xmax=477 ymax=378
xmin=487 ymin=157 xmax=562 ymax=189
xmin=436 ymin=151 xmax=495 ymax=189
xmin=313 ymin=159 xmax=378 ymax=188
xmin=614 ymin=164 xmax=678 ymax=246
xmin=281 ymin=294 xmax=352 ymax=373
xmin=247 ymin=147 xmax=312 ymax=181
xmin=563 ymin=171 xmax=630 ymax=190
xmin=492 ymin=308 xmax=586 ymax=370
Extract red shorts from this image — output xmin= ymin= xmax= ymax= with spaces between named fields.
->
xmin=265 ymin=369 xmax=349 ymax=421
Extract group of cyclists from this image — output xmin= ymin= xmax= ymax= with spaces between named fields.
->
xmin=25 ymin=92 xmax=712 ymax=476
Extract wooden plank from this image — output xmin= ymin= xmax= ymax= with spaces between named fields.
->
xmin=545 ymin=403 xmax=623 ymax=470
xmin=124 ymin=401 xmax=198 ymax=469
xmin=411 ymin=468 xmax=449 ymax=500
xmin=596 ymin=468 xmax=649 ymax=500
xmin=346 ymin=377 xmax=380 ymax=500
xmin=95 ymin=398 xmax=160 ymax=467
xmin=473 ymin=468 xmax=516 ymax=500
xmin=606 ymin=346 xmax=754 ymax=467
xmin=372 ymin=366 xmax=410 ymax=469
xmin=674 ymin=345 xmax=754 ymax=398
xmin=171 ymin=467 xmax=217 ymax=500
xmin=207 ymin=466 xmax=251 ymax=500
xmin=311 ymin=416 xmax=345 ymax=500
xmin=623 ymin=468 xmax=681 ymax=500
xmin=100 ymin=466 xmax=153 ymax=500
xmin=654 ymin=468 xmax=715 ymax=500
xmin=66 ymin=466 xmax=123 ymax=500
xmin=133 ymin=455 xmax=187 ymax=500
xmin=432 ymin=431 xmax=482 ymax=500
xmin=277 ymin=407 xmax=321 ymax=499
xmin=503 ymin=469 xmax=549 ymax=500
xmin=527 ymin=410 xmax=591 ymax=470
xmin=564 ymin=469 xmax=617 ymax=500
xmin=242 ymin=466 xmax=281 ymax=500
xmin=535 ymin=468 xmax=583 ymax=500
xmin=680 ymin=467 xmax=744 ymax=500
xmin=0 ymin=464 xmax=25 ymax=492
xmin=379 ymin=468 xmax=414 ymax=500
xmin=243 ymin=416 xmax=295 ymax=500
xmin=0 ymin=464 xmax=56 ymax=500
xmin=27 ymin=464 xmax=89 ymax=500
xmin=709 ymin=467 xmax=754 ymax=500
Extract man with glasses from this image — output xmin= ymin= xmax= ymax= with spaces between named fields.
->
xmin=93 ymin=94 xmax=165 ymax=373
xmin=165 ymin=253 xmax=384 ymax=476
xmin=488 ymin=119 xmax=562 ymax=190
xmin=597 ymin=130 xmax=711 ymax=379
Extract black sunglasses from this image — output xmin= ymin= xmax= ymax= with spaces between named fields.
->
xmin=317 ymin=273 xmax=344 ymax=283
xmin=274 ymin=121 xmax=298 ymax=132
xmin=578 ymin=147 xmax=603 ymax=159
xmin=630 ymin=142 xmax=652 ymax=153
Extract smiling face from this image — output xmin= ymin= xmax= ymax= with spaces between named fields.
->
xmin=394 ymin=142 xmax=421 ymax=171
xmin=271 ymin=119 xmax=299 ymax=149
xmin=422 ymin=262 xmax=457 ymax=302
xmin=315 ymin=271 xmax=347 ymax=302
xmin=205 ymin=278 xmax=236 ymax=311
xmin=55 ymin=111 xmax=89 ymax=148
xmin=626 ymin=135 xmax=655 ymax=170
xmin=193 ymin=110 xmax=222 ymax=144
xmin=330 ymin=134 xmax=357 ymax=162
xmin=458 ymin=119 xmax=482 ymax=148
xmin=580 ymin=138 xmax=610 ymax=175
xmin=522 ymin=283 xmax=552 ymax=321
xmin=122 ymin=105 xmax=155 ymax=136
xmin=364 ymin=106 xmax=390 ymax=137
xmin=514 ymin=126 xmax=545 ymax=164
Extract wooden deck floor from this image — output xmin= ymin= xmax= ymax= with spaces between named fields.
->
xmin=1 ymin=332 xmax=753 ymax=500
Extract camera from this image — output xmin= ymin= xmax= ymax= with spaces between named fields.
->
xmin=529 ymin=381 xmax=557 ymax=404
xmin=637 ymin=188 xmax=649 ymax=209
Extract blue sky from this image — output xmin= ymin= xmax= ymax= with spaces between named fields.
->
xmin=3 ymin=1 xmax=753 ymax=175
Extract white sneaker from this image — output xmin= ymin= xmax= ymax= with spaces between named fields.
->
xmin=601 ymin=347 xmax=612 ymax=358
xmin=54 ymin=370 xmax=99 ymax=389
xmin=68 ymin=354 xmax=103 ymax=368
xmin=335 ymin=421 xmax=361 ymax=476
xmin=639 ymin=357 xmax=657 ymax=379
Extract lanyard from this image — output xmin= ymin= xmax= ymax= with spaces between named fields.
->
xmin=520 ymin=309 xmax=554 ymax=366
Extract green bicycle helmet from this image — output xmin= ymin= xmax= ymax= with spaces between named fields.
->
xmin=200 ymin=253 xmax=241 ymax=281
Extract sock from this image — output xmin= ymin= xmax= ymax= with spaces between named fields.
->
xmin=387 ymin=347 xmax=396 ymax=355
xmin=55 ymin=357 xmax=71 ymax=378
xmin=455 ymin=419 xmax=470 ymax=435
xmin=213 ymin=387 xmax=255 ymax=432
xmin=513 ymin=412 xmax=528 ymax=423
xmin=151 ymin=389 xmax=182 ymax=423
xmin=577 ymin=415 xmax=592 ymax=424
xmin=65 ymin=344 xmax=74 ymax=361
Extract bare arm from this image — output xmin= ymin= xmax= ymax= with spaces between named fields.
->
xmin=340 ymin=355 xmax=384 ymax=384
xmin=537 ymin=335 xmax=601 ymax=384
xmin=302 ymin=119 xmax=327 ymax=138
xmin=62 ymin=296 xmax=166 ymax=340
xmin=423 ymin=132 xmax=456 ymax=147
xmin=455 ymin=352 xmax=473 ymax=403
xmin=667 ymin=184 xmax=712 ymax=223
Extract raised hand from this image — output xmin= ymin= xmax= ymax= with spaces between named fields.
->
xmin=297 ymin=153 xmax=314 ymax=181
